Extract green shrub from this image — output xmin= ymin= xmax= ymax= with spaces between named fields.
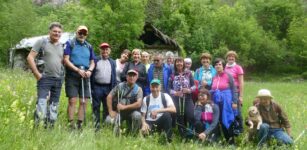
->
xmin=302 ymin=71 xmax=307 ymax=79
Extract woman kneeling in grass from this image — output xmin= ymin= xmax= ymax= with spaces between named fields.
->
xmin=194 ymin=89 xmax=220 ymax=143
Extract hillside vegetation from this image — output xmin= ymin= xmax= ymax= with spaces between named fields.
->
xmin=0 ymin=0 xmax=306 ymax=74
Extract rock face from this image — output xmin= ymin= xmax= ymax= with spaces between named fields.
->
xmin=33 ymin=0 xmax=72 ymax=6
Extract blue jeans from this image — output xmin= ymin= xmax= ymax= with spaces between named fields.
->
xmin=35 ymin=76 xmax=63 ymax=124
xmin=258 ymin=123 xmax=293 ymax=146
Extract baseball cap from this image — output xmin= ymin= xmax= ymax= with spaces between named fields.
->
xmin=150 ymin=79 xmax=161 ymax=85
xmin=127 ymin=69 xmax=138 ymax=75
xmin=100 ymin=43 xmax=110 ymax=48
xmin=77 ymin=25 xmax=88 ymax=32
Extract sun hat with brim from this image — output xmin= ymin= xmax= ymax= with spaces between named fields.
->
xmin=150 ymin=79 xmax=161 ymax=85
xmin=256 ymin=89 xmax=273 ymax=98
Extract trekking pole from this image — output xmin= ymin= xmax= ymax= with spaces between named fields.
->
xmin=80 ymin=66 xmax=86 ymax=126
xmin=183 ymin=94 xmax=185 ymax=116
xmin=114 ymin=89 xmax=122 ymax=136
xmin=118 ymin=89 xmax=122 ymax=128
xmin=88 ymin=78 xmax=92 ymax=104
xmin=294 ymin=128 xmax=306 ymax=143
xmin=176 ymin=122 xmax=199 ymax=136
xmin=87 ymin=74 xmax=94 ymax=127
xmin=180 ymin=74 xmax=185 ymax=117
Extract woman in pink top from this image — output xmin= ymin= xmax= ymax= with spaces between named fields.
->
xmin=225 ymin=50 xmax=244 ymax=134
xmin=225 ymin=51 xmax=244 ymax=105
xmin=211 ymin=58 xmax=238 ymax=145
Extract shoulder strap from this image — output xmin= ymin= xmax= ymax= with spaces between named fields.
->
xmin=132 ymin=84 xmax=139 ymax=96
xmin=145 ymin=95 xmax=150 ymax=118
xmin=84 ymin=41 xmax=92 ymax=49
xmin=123 ymin=85 xmax=135 ymax=98
xmin=69 ymin=38 xmax=91 ymax=50
xmin=226 ymin=72 xmax=234 ymax=88
xmin=161 ymin=93 xmax=167 ymax=108
xmin=145 ymin=93 xmax=167 ymax=118
xmin=69 ymin=39 xmax=76 ymax=50
xmin=226 ymin=72 xmax=238 ymax=103
xmin=39 ymin=38 xmax=48 ymax=56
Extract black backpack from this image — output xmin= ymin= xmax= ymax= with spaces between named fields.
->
xmin=35 ymin=38 xmax=48 ymax=73
xmin=35 ymin=38 xmax=66 ymax=73
xmin=145 ymin=93 xmax=167 ymax=118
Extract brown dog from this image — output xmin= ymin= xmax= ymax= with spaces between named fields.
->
xmin=246 ymin=106 xmax=262 ymax=141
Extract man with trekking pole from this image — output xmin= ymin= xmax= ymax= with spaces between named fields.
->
xmin=106 ymin=69 xmax=143 ymax=135
xmin=91 ymin=42 xmax=117 ymax=132
xmin=64 ymin=25 xmax=95 ymax=130
xmin=27 ymin=22 xmax=64 ymax=128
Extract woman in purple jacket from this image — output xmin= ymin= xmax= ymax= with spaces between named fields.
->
xmin=169 ymin=57 xmax=194 ymax=138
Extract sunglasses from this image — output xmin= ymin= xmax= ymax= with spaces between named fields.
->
xmin=153 ymin=60 xmax=160 ymax=62
xmin=78 ymin=31 xmax=87 ymax=36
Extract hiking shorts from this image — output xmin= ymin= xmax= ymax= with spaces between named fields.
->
xmin=65 ymin=74 xmax=90 ymax=98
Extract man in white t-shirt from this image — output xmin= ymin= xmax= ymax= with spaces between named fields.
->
xmin=141 ymin=79 xmax=176 ymax=142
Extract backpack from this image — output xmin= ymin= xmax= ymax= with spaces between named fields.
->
xmin=145 ymin=93 xmax=167 ymax=118
xmin=68 ymin=38 xmax=92 ymax=50
xmin=191 ymin=80 xmax=199 ymax=102
xmin=35 ymin=38 xmax=48 ymax=73
xmin=35 ymin=38 xmax=66 ymax=73
xmin=201 ymin=104 xmax=214 ymax=123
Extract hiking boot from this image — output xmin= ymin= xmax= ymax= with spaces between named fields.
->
xmin=77 ymin=120 xmax=83 ymax=130
xmin=68 ymin=120 xmax=75 ymax=130
xmin=44 ymin=119 xmax=48 ymax=129
xmin=49 ymin=120 xmax=55 ymax=129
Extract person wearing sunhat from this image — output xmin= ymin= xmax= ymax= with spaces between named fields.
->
xmin=91 ymin=42 xmax=117 ymax=131
xmin=106 ymin=69 xmax=143 ymax=135
xmin=141 ymin=79 xmax=176 ymax=142
xmin=255 ymin=89 xmax=293 ymax=146
xmin=64 ymin=25 xmax=95 ymax=129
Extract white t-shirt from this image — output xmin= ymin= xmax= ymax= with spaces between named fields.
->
xmin=141 ymin=92 xmax=174 ymax=121
xmin=116 ymin=59 xmax=125 ymax=82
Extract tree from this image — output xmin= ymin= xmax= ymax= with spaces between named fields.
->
xmin=80 ymin=0 xmax=146 ymax=57
xmin=287 ymin=17 xmax=307 ymax=72
xmin=0 ymin=0 xmax=37 ymax=66
xmin=243 ymin=0 xmax=304 ymax=40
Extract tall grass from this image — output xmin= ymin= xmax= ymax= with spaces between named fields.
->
xmin=0 ymin=68 xmax=306 ymax=149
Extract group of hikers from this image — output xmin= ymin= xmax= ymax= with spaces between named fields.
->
xmin=26 ymin=22 xmax=294 ymax=146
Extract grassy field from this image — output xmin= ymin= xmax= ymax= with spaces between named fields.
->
xmin=0 ymin=68 xmax=306 ymax=150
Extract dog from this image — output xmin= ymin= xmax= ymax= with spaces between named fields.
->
xmin=246 ymin=106 xmax=262 ymax=141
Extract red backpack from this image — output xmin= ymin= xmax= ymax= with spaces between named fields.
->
xmin=192 ymin=80 xmax=199 ymax=102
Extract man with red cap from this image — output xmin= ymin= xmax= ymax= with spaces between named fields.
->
xmin=64 ymin=25 xmax=95 ymax=129
xmin=91 ymin=42 xmax=117 ymax=132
